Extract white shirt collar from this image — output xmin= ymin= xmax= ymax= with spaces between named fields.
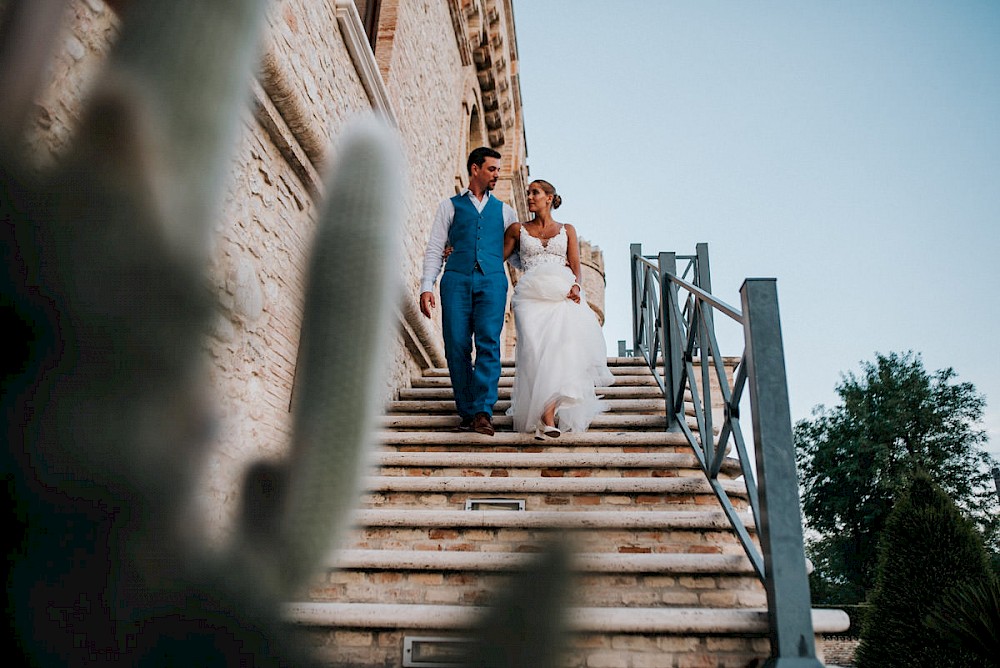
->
xmin=460 ymin=188 xmax=492 ymax=203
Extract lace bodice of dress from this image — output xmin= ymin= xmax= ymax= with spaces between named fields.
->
xmin=519 ymin=225 xmax=568 ymax=272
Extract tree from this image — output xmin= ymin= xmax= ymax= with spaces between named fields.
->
xmin=794 ymin=351 xmax=998 ymax=603
xmin=855 ymin=471 xmax=994 ymax=667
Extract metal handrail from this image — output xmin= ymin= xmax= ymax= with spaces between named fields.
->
xmin=630 ymin=242 xmax=822 ymax=666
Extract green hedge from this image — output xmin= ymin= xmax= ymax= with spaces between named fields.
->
xmin=855 ymin=471 xmax=994 ymax=667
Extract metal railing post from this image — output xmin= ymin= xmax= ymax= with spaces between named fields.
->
xmin=694 ymin=243 xmax=714 ymax=440
xmin=630 ymin=243 xmax=642 ymax=353
xmin=658 ymin=252 xmax=679 ymax=429
xmin=740 ymin=278 xmax=821 ymax=667
xmin=694 ymin=242 xmax=712 ymax=293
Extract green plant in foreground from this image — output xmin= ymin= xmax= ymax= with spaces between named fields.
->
xmin=1 ymin=1 xmax=569 ymax=665
xmin=925 ymin=577 xmax=1000 ymax=662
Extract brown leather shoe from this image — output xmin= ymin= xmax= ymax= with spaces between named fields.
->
xmin=472 ymin=412 xmax=494 ymax=436
xmin=453 ymin=416 xmax=474 ymax=432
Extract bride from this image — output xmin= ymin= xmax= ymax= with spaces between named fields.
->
xmin=502 ymin=179 xmax=614 ymax=439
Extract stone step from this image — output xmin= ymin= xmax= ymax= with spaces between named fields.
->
xmin=602 ymin=356 xmax=742 ymax=370
xmin=398 ymin=385 xmax=668 ymax=400
xmin=316 ymin=566 xmax=766 ymax=610
xmin=286 ymin=601 xmax=849 ymax=635
xmin=387 ymin=397 xmax=681 ymax=415
xmin=362 ymin=496 xmax=749 ymax=516
xmin=285 ymin=604 xmax=845 ymax=668
xmin=379 ymin=429 xmax=693 ymax=445
xmin=422 ymin=361 xmax=737 ymax=376
xmin=321 ymin=550 xmax=767 ymax=612
xmin=328 ymin=549 xmax=757 ymax=574
xmin=363 ymin=475 xmax=748 ymax=498
xmin=371 ymin=451 xmax=743 ymax=476
xmin=376 ymin=430 xmax=702 ymax=452
xmin=411 ymin=375 xmax=660 ymax=388
xmin=354 ymin=527 xmax=750 ymax=557
xmin=380 ymin=414 xmax=709 ymax=432
xmin=422 ymin=365 xmax=659 ymax=378
xmin=351 ymin=508 xmax=752 ymax=531
xmin=489 ymin=356 xmax=738 ymax=367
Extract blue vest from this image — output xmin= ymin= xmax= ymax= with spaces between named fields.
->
xmin=444 ymin=194 xmax=506 ymax=276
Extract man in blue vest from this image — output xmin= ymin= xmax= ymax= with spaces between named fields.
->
xmin=419 ymin=147 xmax=518 ymax=436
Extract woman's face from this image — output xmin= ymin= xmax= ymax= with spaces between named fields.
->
xmin=525 ymin=183 xmax=552 ymax=213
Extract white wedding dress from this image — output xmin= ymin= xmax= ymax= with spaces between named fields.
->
xmin=507 ymin=225 xmax=614 ymax=433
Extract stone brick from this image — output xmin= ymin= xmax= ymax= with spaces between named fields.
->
xmin=737 ymin=591 xmax=768 ymax=607
xmin=631 ymin=652 xmax=675 ymax=668
xmin=428 ymin=529 xmax=459 ymax=540
xmin=463 ymin=529 xmax=496 ymax=541
xmin=678 ymin=576 xmax=717 ymax=590
xmin=655 ymin=636 xmax=700 ymax=653
xmin=676 ymin=653 xmax=717 ymax=668
xmin=621 ymin=590 xmax=660 ymax=605
xmin=660 ymin=591 xmax=700 ymax=606
xmin=425 ymin=587 xmax=463 ymax=604
xmin=618 ymin=546 xmax=652 ymax=554
xmin=687 ymin=545 xmax=723 ymax=554
xmin=572 ymin=635 xmax=610 ymax=649
xmin=705 ymin=637 xmax=751 ymax=652
xmin=333 ymin=631 xmax=374 ymax=647
xmin=585 ymin=650 xmax=628 ymax=668
xmin=699 ymin=591 xmax=740 ymax=607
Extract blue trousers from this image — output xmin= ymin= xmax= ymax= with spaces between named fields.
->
xmin=440 ymin=268 xmax=507 ymax=418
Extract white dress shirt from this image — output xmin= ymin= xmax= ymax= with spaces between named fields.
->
xmin=419 ymin=189 xmax=519 ymax=293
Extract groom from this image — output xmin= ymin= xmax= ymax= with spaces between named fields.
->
xmin=418 ymin=147 xmax=518 ymax=436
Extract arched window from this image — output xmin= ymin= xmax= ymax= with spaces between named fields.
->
xmin=468 ymin=104 xmax=485 ymax=155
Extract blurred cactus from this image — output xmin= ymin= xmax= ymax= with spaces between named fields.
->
xmin=2 ymin=0 xmax=404 ymax=664
xmin=1 ymin=1 xmax=571 ymax=666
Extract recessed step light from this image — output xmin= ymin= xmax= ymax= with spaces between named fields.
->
xmin=403 ymin=636 xmax=472 ymax=667
xmin=464 ymin=498 xmax=525 ymax=511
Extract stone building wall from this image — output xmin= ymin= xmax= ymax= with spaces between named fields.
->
xmin=21 ymin=0 xmax=605 ymax=536
xmin=580 ymin=238 xmax=607 ymax=325
xmin=376 ymin=0 xmax=471 ymax=386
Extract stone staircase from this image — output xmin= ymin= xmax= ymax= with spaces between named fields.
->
xmin=288 ymin=358 xmax=847 ymax=667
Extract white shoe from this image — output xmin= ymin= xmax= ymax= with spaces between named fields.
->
xmin=542 ymin=424 xmax=561 ymax=438
xmin=533 ymin=428 xmax=546 ymax=441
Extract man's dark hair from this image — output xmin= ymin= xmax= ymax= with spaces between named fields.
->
xmin=467 ymin=146 xmax=501 ymax=175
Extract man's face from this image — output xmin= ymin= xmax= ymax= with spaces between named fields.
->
xmin=470 ymin=157 xmax=501 ymax=192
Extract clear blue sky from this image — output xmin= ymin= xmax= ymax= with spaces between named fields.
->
xmin=511 ymin=0 xmax=1000 ymax=461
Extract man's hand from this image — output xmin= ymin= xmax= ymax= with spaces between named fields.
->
xmin=419 ymin=291 xmax=436 ymax=318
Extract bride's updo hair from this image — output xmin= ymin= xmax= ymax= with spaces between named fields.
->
xmin=532 ymin=179 xmax=562 ymax=209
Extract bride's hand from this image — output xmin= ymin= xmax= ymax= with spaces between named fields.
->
xmin=567 ymin=283 xmax=581 ymax=303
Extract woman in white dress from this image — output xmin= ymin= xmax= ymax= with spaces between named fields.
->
xmin=502 ymin=180 xmax=614 ymax=439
